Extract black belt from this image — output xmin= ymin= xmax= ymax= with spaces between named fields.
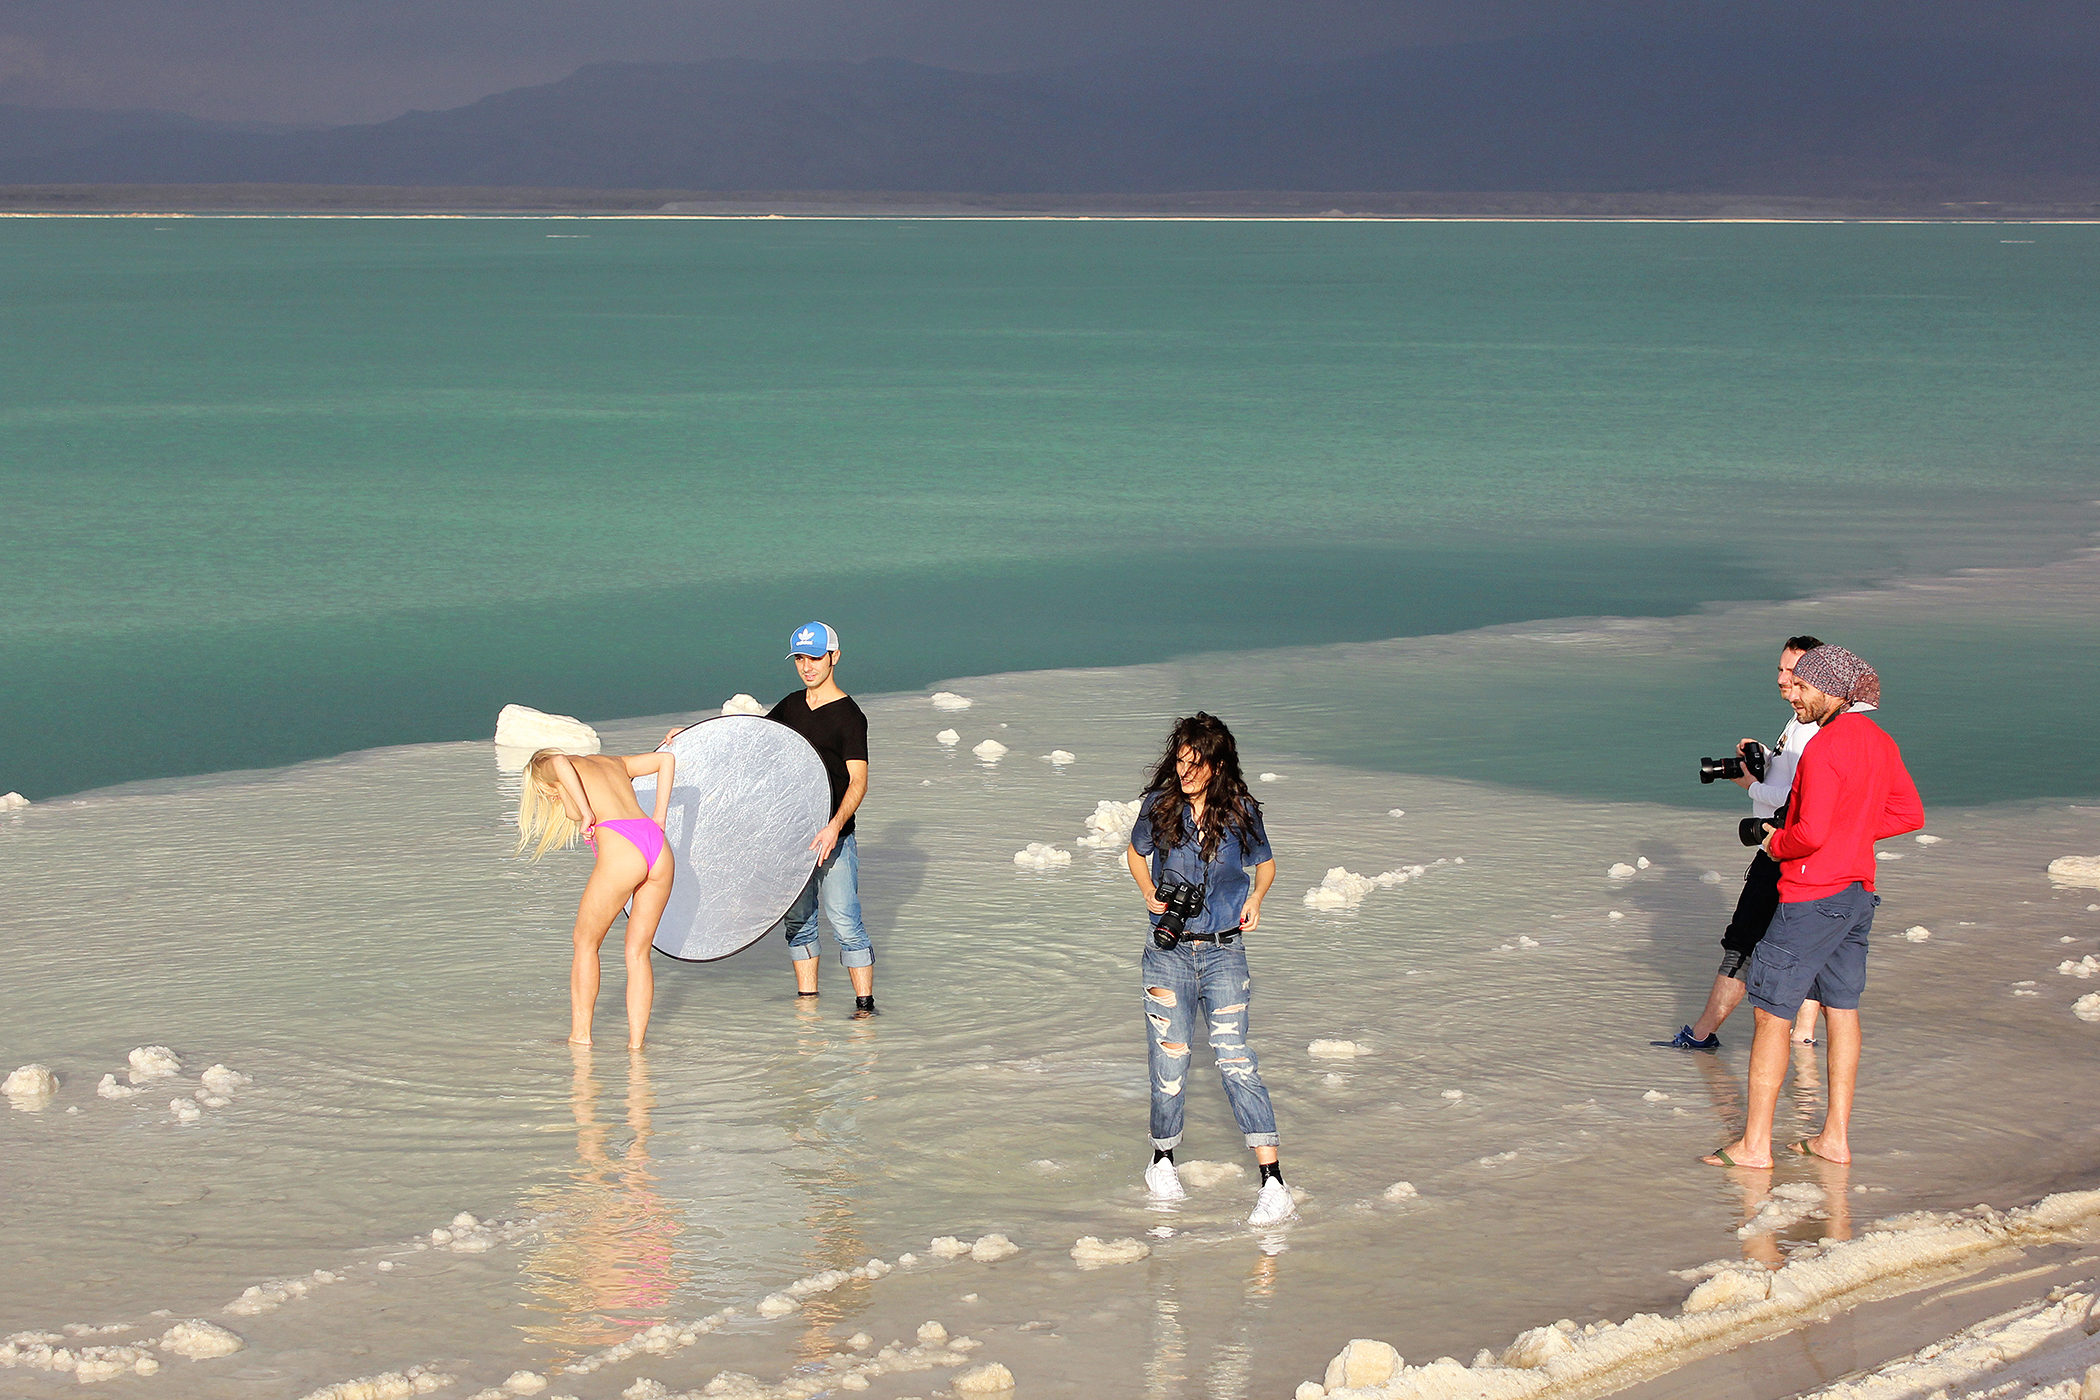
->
xmin=1173 ymin=929 xmax=1240 ymax=945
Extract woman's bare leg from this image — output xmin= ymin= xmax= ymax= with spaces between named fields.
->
xmin=622 ymin=856 xmax=674 ymax=1049
xmin=570 ymin=857 xmax=643 ymax=1046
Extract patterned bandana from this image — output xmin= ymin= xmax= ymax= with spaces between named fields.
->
xmin=1793 ymin=644 xmax=1880 ymax=708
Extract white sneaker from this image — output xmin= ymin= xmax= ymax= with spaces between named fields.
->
xmin=1247 ymin=1179 xmax=1296 ymax=1227
xmin=1143 ymin=1158 xmax=1186 ymax=1201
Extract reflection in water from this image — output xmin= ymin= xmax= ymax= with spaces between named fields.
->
xmin=520 ymin=1046 xmax=693 ymax=1359
xmin=1142 ymin=1243 xmax=1285 ymax=1400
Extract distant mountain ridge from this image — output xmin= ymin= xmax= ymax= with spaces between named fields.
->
xmin=5 ymin=24 xmax=2097 ymax=196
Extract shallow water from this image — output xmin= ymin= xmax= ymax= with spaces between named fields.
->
xmin=6 ymin=555 xmax=2100 ymax=1399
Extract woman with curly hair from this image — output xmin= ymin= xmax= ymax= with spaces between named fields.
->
xmin=1124 ymin=712 xmax=1291 ymax=1226
xmin=517 ymin=749 xmax=677 ymax=1050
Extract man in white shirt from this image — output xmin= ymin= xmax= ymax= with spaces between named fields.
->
xmin=1654 ymin=636 xmax=1826 ymax=1051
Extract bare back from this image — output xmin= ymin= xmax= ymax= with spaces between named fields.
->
xmin=560 ymin=753 xmax=650 ymax=824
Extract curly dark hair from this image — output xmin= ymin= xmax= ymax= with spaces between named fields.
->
xmin=1141 ymin=712 xmax=1263 ymax=863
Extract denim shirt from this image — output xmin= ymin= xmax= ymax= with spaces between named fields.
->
xmin=1129 ymin=789 xmax=1274 ymax=937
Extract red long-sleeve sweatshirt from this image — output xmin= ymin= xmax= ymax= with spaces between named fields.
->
xmin=1767 ymin=710 xmax=1924 ymax=901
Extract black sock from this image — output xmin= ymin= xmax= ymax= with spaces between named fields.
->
xmin=1259 ymin=1161 xmax=1284 ymax=1187
xmin=1152 ymin=1148 xmax=1174 ymax=1165
xmin=854 ymin=995 xmax=876 ymax=1012
xmin=797 ymin=990 xmax=819 ymax=997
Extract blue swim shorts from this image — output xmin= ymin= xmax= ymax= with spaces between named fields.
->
xmin=1742 ymin=881 xmax=1880 ymax=1018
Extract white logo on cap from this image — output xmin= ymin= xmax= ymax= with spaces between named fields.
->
xmin=796 ymin=627 xmax=817 ymax=644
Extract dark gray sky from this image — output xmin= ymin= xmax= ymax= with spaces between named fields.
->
xmin=2 ymin=0 xmax=2095 ymax=126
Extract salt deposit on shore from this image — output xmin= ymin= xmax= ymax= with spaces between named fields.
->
xmin=930 ymin=692 xmax=973 ymax=711
xmin=491 ymin=704 xmax=599 ymax=770
xmin=718 ymin=694 xmax=767 ymax=717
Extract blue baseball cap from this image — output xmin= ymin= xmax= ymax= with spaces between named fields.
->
xmin=786 ymin=621 xmax=839 ymax=658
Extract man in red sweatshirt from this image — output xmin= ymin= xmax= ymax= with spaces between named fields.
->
xmin=1703 ymin=645 xmax=1923 ymax=1170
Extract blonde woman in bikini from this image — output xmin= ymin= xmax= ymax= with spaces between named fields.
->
xmin=518 ymin=749 xmax=676 ymax=1049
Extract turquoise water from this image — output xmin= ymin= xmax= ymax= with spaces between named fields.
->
xmin=3 ymin=217 xmax=2098 ymax=800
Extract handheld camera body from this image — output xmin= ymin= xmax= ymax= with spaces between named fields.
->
xmin=1151 ymin=875 xmax=1208 ymax=950
xmin=1699 ymin=739 xmax=1771 ymax=786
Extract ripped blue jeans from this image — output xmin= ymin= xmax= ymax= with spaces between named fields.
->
xmin=1142 ymin=940 xmax=1279 ymax=1151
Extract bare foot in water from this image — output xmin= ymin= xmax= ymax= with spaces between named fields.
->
xmin=568 ymin=1037 xmax=592 ymax=1047
xmin=1702 ymin=1140 xmax=1774 ymax=1169
xmin=1786 ymin=1135 xmax=1849 ymax=1164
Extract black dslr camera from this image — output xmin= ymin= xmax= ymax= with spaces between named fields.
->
xmin=1698 ymin=740 xmax=1771 ymax=786
xmin=1739 ymin=802 xmax=1787 ymax=848
xmin=1151 ymin=875 xmax=1207 ymax=950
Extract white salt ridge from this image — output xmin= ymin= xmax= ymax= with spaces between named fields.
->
xmin=223 ymin=1213 xmax=524 ymax=1318
xmin=1070 ymin=1236 xmax=1150 ymax=1266
xmin=297 ymin=1363 xmax=454 ymax=1400
xmin=1904 ymin=926 xmax=1933 ymax=942
xmin=607 ymin=1329 xmax=989 ymax=1400
xmin=935 ymin=729 xmax=960 ymax=746
xmin=0 ymin=1331 xmax=161 ymax=1383
xmin=1291 ymin=1186 xmax=2100 ymax=1400
xmin=1178 ymin=1160 xmax=1244 ymax=1188
xmin=563 ymin=1256 xmax=896 ymax=1376
xmin=2075 ymin=993 xmax=2100 ymax=1023
xmin=1042 ymin=749 xmax=1076 ymax=765
xmin=1915 ymin=833 xmax=1942 ymax=845
xmin=2059 ymin=955 xmax=2100 ymax=979
xmin=2047 ymin=856 xmax=2100 ymax=889
xmin=463 ymin=1370 xmax=549 ymax=1400
xmin=718 ymin=694 xmax=767 ymax=717
xmin=0 ymin=791 xmax=27 ymax=810
xmin=492 ymin=704 xmax=599 ymax=765
xmin=1075 ymin=798 xmax=1140 ymax=848
xmin=930 ymin=691 xmax=973 ymax=711
xmin=1012 ymin=843 xmax=1072 ymax=870
xmin=1877 ymin=851 xmax=1901 ymax=861
xmin=4 ymin=1063 xmax=57 ymax=1108
xmin=1608 ymin=863 xmax=1637 ymax=879
xmin=1304 ymin=864 xmax=1427 ymax=910
xmin=1736 ymin=1182 xmax=1826 ymax=1238
xmin=128 ymin=1045 xmax=181 ymax=1082
xmin=1310 ymin=1040 xmax=1369 ymax=1059
xmin=971 ymin=739 xmax=1008 ymax=761
xmin=1382 ymin=1182 xmax=1419 ymax=1201
xmin=1784 ymin=1284 xmax=2100 ymax=1400
xmin=158 ymin=1320 xmax=244 ymax=1359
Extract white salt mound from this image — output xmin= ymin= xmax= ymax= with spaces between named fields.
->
xmin=2075 ymin=993 xmax=2100 ymax=1023
xmin=1303 ymin=865 xmax=1420 ymax=910
xmin=935 ymin=729 xmax=960 ymax=746
xmin=0 ymin=791 xmax=27 ymax=810
xmin=3 ymin=1063 xmax=57 ymax=1107
xmin=1442 ymin=1089 xmax=1464 ymax=1101
xmin=96 ymin=1073 xmax=141 ymax=1100
xmin=170 ymin=1098 xmax=202 ymax=1123
xmin=1608 ymin=862 xmax=1636 ymax=879
xmin=1043 ymin=749 xmax=1076 ymax=765
xmin=128 ymin=1045 xmax=181 ymax=1081
xmin=1904 ymin=926 xmax=1933 ymax=943
xmin=931 ymin=691 xmax=973 ymax=711
xmin=1383 ymin=1181 xmax=1419 ymax=1201
xmin=972 ymin=739 xmax=1008 ymax=761
xmin=492 ymin=704 xmax=599 ymax=754
xmin=1608 ymin=910 xmax=1626 ymax=921
xmin=1260 ymin=772 xmax=1282 ymax=782
xmin=2047 ymin=856 xmax=2100 ymax=889
xmin=953 ymin=1362 xmax=1016 ymax=1395
xmin=928 ymin=1236 xmax=972 ymax=1259
xmin=1070 ymin=1236 xmax=1150 ymax=1266
xmin=1388 ymin=808 xmax=1406 ymax=817
xmin=1178 ymin=1160 xmax=1245 ymax=1188
xmin=158 ymin=1320 xmax=244 ymax=1359
xmin=1516 ymin=935 xmax=1540 ymax=948
xmin=1012 ymin=843 xmax=1072 ymax=870
xmin=296 ymin=1363 xmax=453 ymax=1400
xmin=916 ymin=1321 xmax=948 ymax=1345
xmin=2059 ymin=955 xmax=2100 ymax=978
xmin=718 ymin=693 xmax=766 ymax=717
xmin=200 ymin=1064 xmax=251 ymax=1094
xmin=500 ymin=1372 xmax=547 ymax=1396
xmin=1701 ymin=870 xmax=1725 ymax=884
xmin=969 ymin=1234 xmax=1020 ymax=1262
xmin=1637 ymin=856 xmax=1651 ymax=869
xmin=1324 ymin=1339 xmax=1403 ymax=1391
xmin=1643 ymin=1090 xmax=1670 ymax=1102
xmin=756 ymin=1294 xmax=797 ymax=1317
xmin=1308 ymin=1039 xmax=1368 ymax=1059
xmin=1915 ymin=832 xmax=1942 ymax=845
xmin=1075 ymin=798 xmax=1140 ymax=848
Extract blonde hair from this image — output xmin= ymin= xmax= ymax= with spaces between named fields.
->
xmin=516 ymin=750 xmax=582 ymax=861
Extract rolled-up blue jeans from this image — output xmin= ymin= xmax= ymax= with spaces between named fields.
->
xmin=777 ymin=834 xmax=873 ymax=968
xmin=1141 ymin=940 xmax=1279 ymax=1150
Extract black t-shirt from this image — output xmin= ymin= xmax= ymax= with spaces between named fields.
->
xmin=767 ymin=691 xmax=870 ymax=838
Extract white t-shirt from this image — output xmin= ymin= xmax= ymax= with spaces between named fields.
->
xmin=1745 ymin=716 xmax=1815 ymax=819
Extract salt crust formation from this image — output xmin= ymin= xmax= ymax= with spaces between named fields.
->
xmin=931 ymin=691 xmax=973 ymax=711
xmin=128 ymin=1045 xmax=181 ymax=1081
xmin=492 ymin=704 xmax=600 ymax=762
xmin=1075 ymin=799 xmax=1140 ymax=848
xmin=462 ymin=1369 xmax=549 ymax=1400
xmin=1178 ymin=1160 xmax=1245 ymax=1188
xmin=562 ymin=1258 xmax=896 ymax=1376
xmin=1915 ymin=833 xmax=1943 ymax=845
xmin=4 ymin=1063 xmax=57 ymax=1107
xmin=1305 ymin=864 xmax=1430 ymax=910
xmin=1608 ymin=863 xmax=1637 ymax=879
xmin=0 ymin=790 xmax=28 ymax=809
xmin=1310 ymin=1040 xmax=1369 ymax=1058
xmin=1293 ymin=1187 xmax=2100 ymax=1400
xmin=972 ymin=739 xmax=1009 ymax=761
xmin=1012 ymin=843 xmax=1072 ymax=870
xmin=0 ymin=1320 xmax=236 ymax=1383
xmin=935 ymin=729 xmax=960 ymax=746
xmin=2060 ymin=956 xmax=2100 ymax=979
xmin=953 ymin=1361 xmax=1017 ymax=1394
xmin=2048 ymin=856 xmax=2100 ymax=889
xmin=718 ymin=694 xmax=766 ymax=717
xmin=2075 ymin=993 xmax=2100 ymax=1023
xmin=1383 ymin=1182 xmax=1419 ymax=1201
xmin=1043 ymin=749 xmax=1076 ymax=765
xmin=298 ymin=1363 xmax=453 ymax=1400
xmin=1071 ymin=1236 xmax=1151 ymax=1266
xmin=158 ymin=1321 xmax=245 ymax=1359
xmin=1784 ymin=1281 xmax=2100 ymax=1400
xmin=1261 ymin=772 xmax=1282 ymax=782
xmin=1904 ymin=926 xmax=1934 ymax=942
xmin=612 ymin=1330 xmax=988 ymax=1400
